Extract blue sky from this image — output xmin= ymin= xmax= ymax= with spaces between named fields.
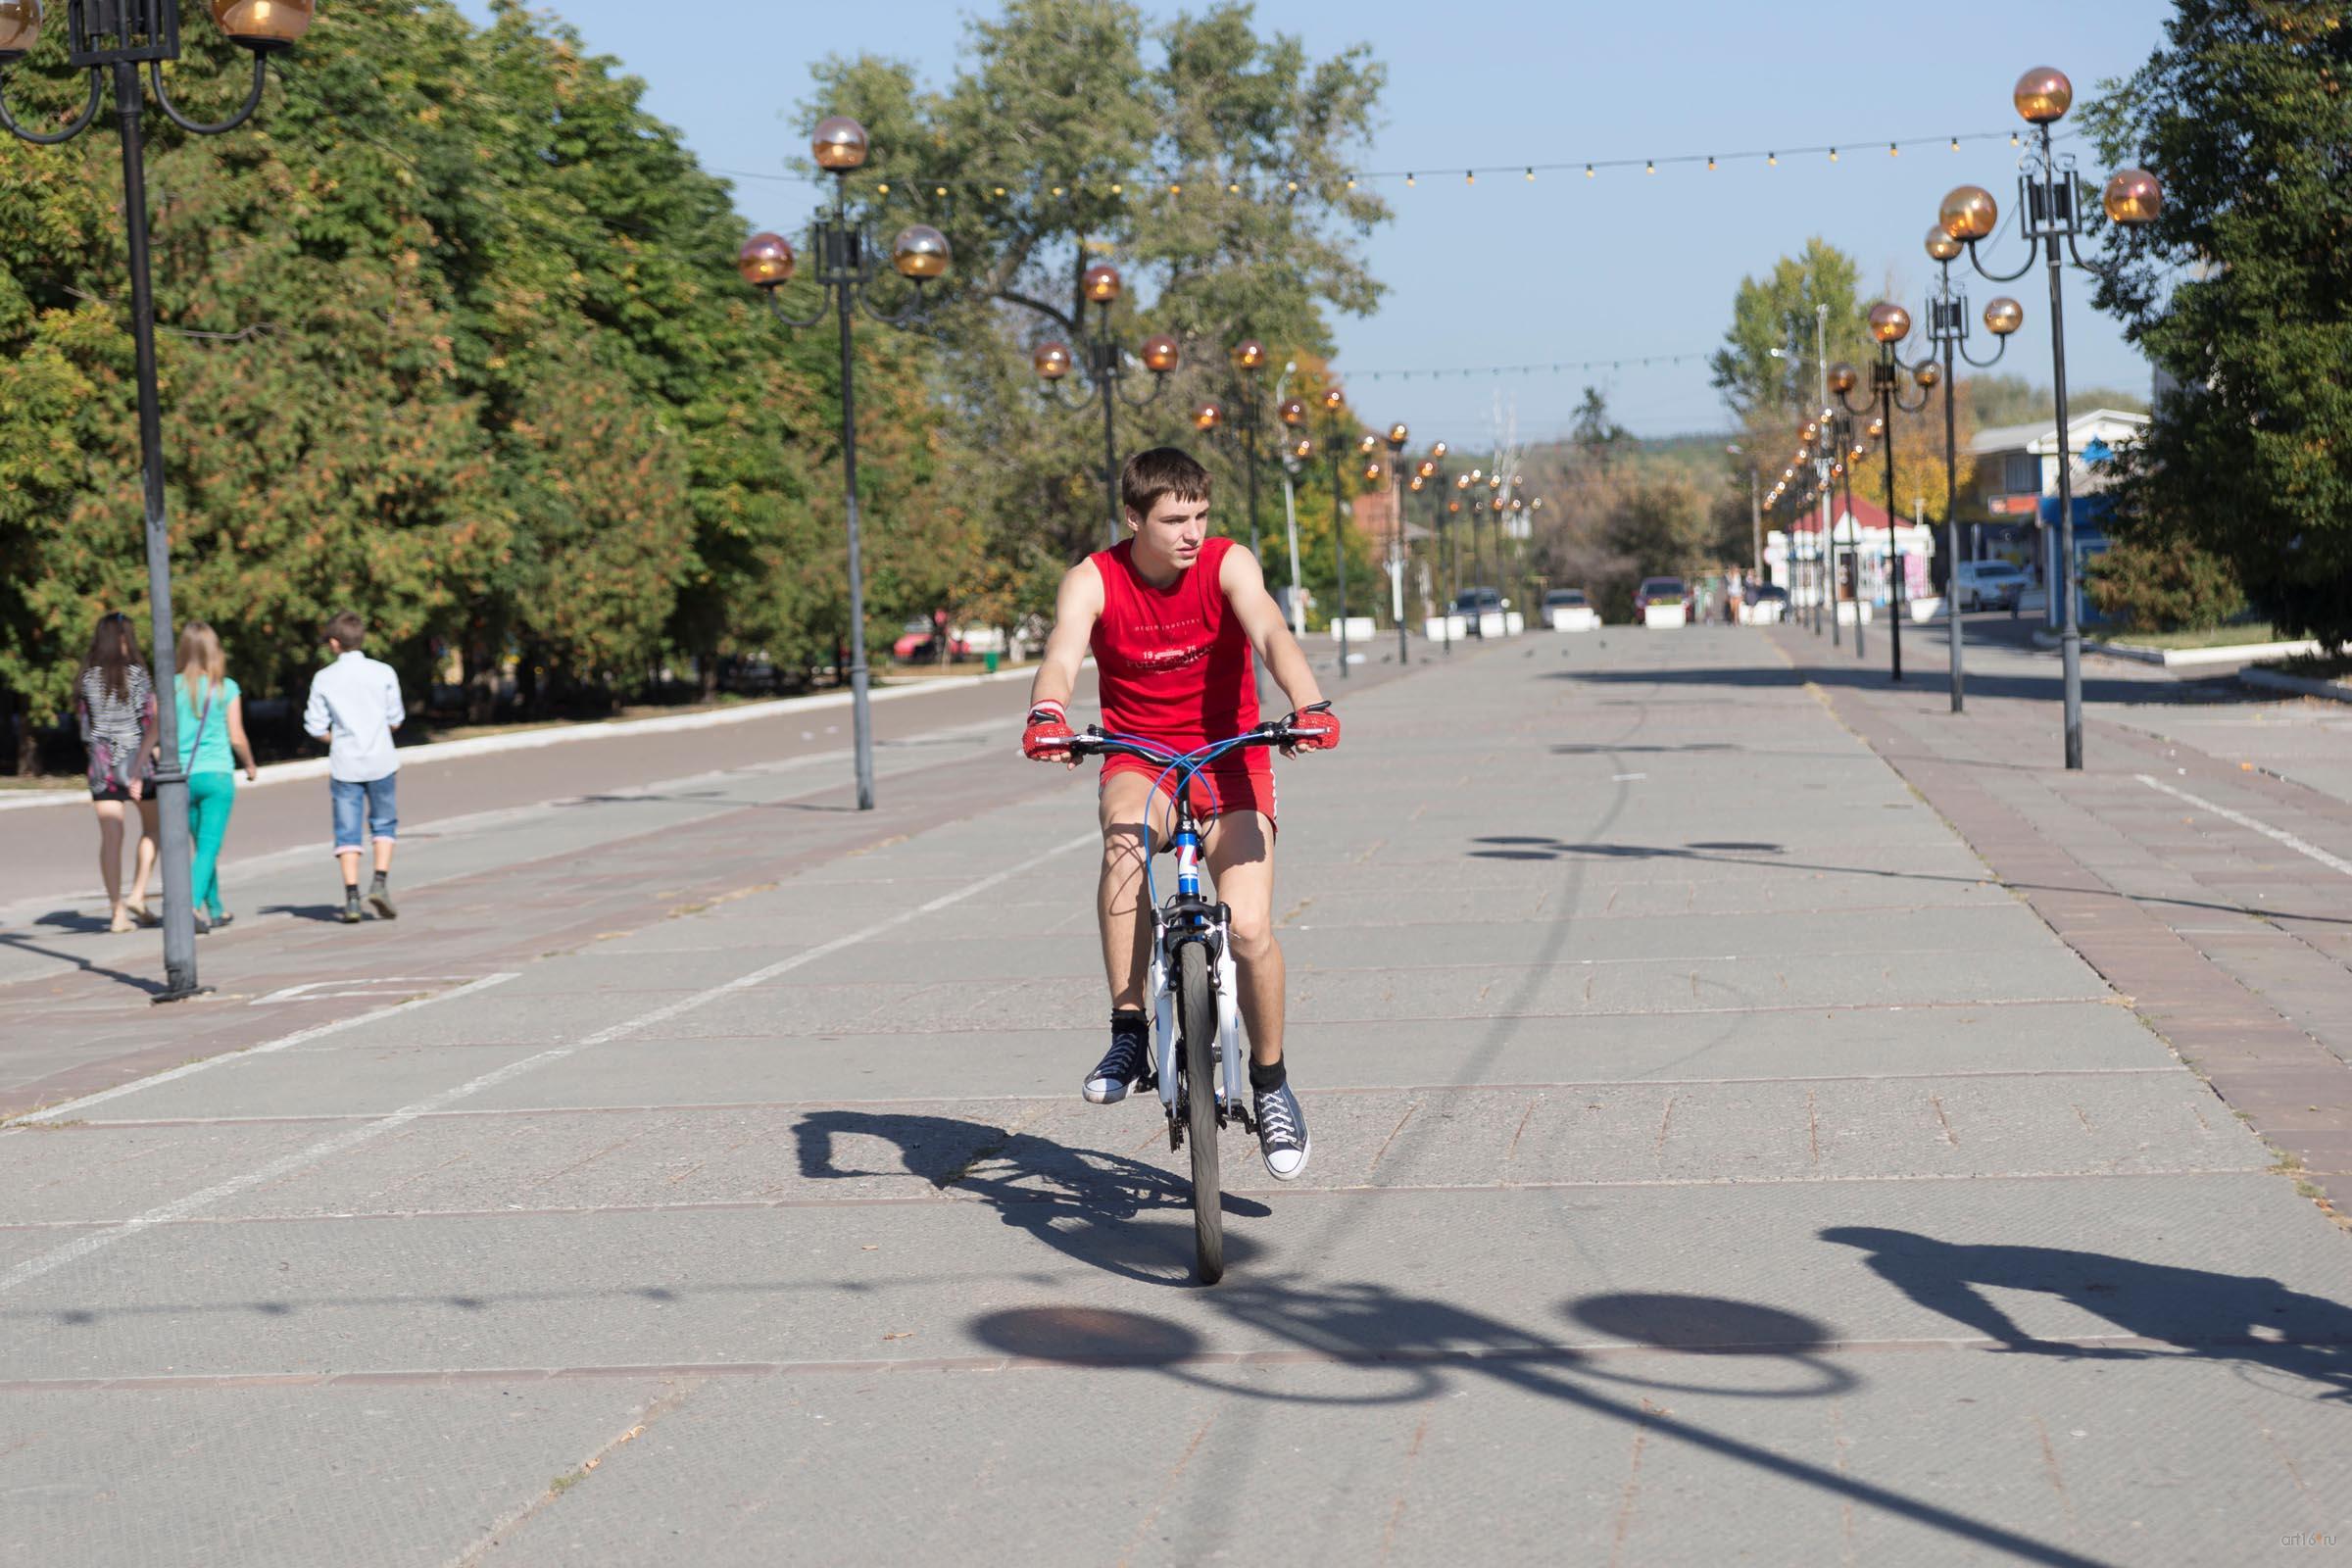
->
xmin=455 ymin=0 xmax=2177 ymax=444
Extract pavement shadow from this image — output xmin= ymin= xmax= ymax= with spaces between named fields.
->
xmin=259 ymin=902 xmax=356 ymax=924
xmin=1821 ymin=1227 xmax=2352 ymax=1401
xmin=968 ymin=1281 xmax=2102 ymax=1567
xmin=0 ymin=930 xmax=168 ymax=998
xmin=1459 ymin=835 xmax=2352 ymax=927
xmin=794 ymin=1108 xmax=1272 ymax=1288
xmin=1551 ymin=662 xmax=2259 ymax=710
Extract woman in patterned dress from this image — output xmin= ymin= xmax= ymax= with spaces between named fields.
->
xmin=75 ymin=612 xmax=162 ymax=933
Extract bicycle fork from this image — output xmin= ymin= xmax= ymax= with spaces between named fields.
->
xmin=1151 ymin=827 xmax=1250 ymax=1136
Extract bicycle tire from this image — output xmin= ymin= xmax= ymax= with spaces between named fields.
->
xmin=1177 ymin=939 xmax=1223 ymax=1285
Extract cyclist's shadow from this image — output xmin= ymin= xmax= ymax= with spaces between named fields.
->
xmin=794 ymin=1108 xmax=1273 ymax=1287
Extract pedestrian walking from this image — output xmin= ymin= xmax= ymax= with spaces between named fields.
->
xmin=172 ymin=621 xmax=260 ymax=935
xmin=75 ymin=612 xmax=162 ymax=933
xmin=303 ymin=610 xmax=405 ymax=924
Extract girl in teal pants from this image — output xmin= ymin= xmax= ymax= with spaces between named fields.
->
xmin=172 ymin=623 xmax=261 ymax=932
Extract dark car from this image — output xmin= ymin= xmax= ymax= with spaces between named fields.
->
xmin=1633 ymin=576 xmax=1687 ymax=618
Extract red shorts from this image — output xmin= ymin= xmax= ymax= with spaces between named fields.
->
xmin=1101 ymin=755 xmax=1277 ymax=831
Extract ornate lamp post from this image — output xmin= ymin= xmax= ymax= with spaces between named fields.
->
xmin=1940 ymin=65 xmax=2163 ymax=768
xmin=1382 ymin=421 xmax=1411 ymax=664
xmin=1817 ymin=387 xmax=1867 ymax=658
xmin=1230 ymin=339 xmax=1268 ymax=559
xmin=1413 ymin=445 xmax=1451 ymax=654
xmin=1276 ymin=391 xmax=1312 ymax=633
xmin=1 ymin=0 xmax=318 ymax=1001
xmin=1318 ymin=387 xmax=1353 ymax=678
xmin=1922 ymin=226 xmax=2023 ymax=712
xmin=1836 ymin=306 xmax=1934 ymax=682
xmin=738 ymin=116 xmax=952 ymax=813
xmin=1030 ymin=260 xmax=1181 ymax=550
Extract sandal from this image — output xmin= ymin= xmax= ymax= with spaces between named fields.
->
xmin=131 ymin=904 xmax=160 ymax=929
xmin=107 ymin=909 xmax=134 ymax=934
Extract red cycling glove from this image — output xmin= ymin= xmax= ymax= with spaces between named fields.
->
xmin=1022 ymin=700 xmax=1074 ymax=761
xmin=1284 ymin=702 xmax=1340 ymax=754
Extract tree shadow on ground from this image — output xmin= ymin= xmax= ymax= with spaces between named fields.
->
xmin=1457 ymin=835 xmax=2352 ymax=926
xmin=970 ymin=1278 xmax=2099 ymax=1566
xmin=794 ymin=1108 xmax=1272 ymax=1288
xmin=1550 ymin=661 xmax=2260 ymax=710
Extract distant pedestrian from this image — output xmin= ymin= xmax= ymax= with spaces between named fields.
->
xmin=303 ymin=610 xmax=405 ymax=924
xmin=75 ymin=612 xmax=161 ymax=933
xmin=172 ymin=621 xmax=260 ymax=935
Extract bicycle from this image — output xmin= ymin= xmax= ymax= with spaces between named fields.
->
xmin=1067 ymin=710 xmax=1323 ymax=1285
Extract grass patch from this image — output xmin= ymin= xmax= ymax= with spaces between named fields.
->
xmin=2262 ymin=650 xmax=2352 ymax=682
xmin=2110 ymin=621 xmax=2288 ymax=651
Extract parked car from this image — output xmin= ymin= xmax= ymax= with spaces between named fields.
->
xmin=893 ymin=619 xmax=971 ymax=662
xmin=1743 ymin=582 xmax=1789 ymax=624
xmin=1543 ymin=588 xmax=1600 ymax=631
xmin=1634 ymin=575 xmax=1688 ymax=628
xmin=1454 ymin=586 xmax=1504 ymax=636
xmin=1953 ymin=560 xmax=2030 ymax=611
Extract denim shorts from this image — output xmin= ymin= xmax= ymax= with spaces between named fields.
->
xmin=330 ymin=774 xmax=398 ymax=853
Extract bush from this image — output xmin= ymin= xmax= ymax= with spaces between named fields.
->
xmin=2085 ymin=536 xmax=2242 ymax=632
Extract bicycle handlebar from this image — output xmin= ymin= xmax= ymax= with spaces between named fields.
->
xmin=1066 ymin=703 xmax=1330 ymax=765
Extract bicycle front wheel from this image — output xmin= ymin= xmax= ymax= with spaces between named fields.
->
xmin=1177 ymin=939 xmax=1223 ymax=1285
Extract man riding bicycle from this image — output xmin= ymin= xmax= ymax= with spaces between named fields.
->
xmin=1022 ymin=447 xmax=1339 ymax=1180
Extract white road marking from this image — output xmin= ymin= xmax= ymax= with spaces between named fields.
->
xmin=249 ymin=977 xmax=474 ymax=1005
xmin=2135 ymin=773 xmax=2352 ymax=878
xmin=9 ymin=973 xmax=520 ymax=1127
xmin=0 ymin=831 xmax=1099 ymax=1298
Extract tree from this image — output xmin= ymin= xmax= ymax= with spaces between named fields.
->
xmin=2086 ymin=535 xmax=2243 ymax=630
xmin=1709 ymin=238 xmax=1868 ymax=428
xmin=2083 ymin=0 xmax=2352 ymax=648
xmin=807 ymin=0 xmax=1391 ymax=595
xmin=1964 ymin=374 xmax=2149 ymax=428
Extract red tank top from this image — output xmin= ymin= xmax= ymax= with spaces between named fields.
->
xmin=1088 ymin=536 xmax=1264 ymax=770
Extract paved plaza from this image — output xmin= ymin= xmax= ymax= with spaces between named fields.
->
xmin=1 ymin=629 xmax=2347 ymax=1565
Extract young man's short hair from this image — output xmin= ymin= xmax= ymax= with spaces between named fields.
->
xmin=322 ymin=610 xmax=367 ymax=652
xmin=1121 ymin=447 xmax=1212 ymax=523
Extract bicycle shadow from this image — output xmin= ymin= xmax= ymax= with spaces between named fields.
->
xmin=794 ymin=1108 xmax=1273 ymax=1288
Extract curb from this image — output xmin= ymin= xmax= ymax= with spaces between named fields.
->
xmin=2032 ymin=630 xmax=2335 ymax=668
xmin=2240 ymin=666 xmax=2352 ymax=705
xmin=0 ymin=665 xmax=1042 ymax=813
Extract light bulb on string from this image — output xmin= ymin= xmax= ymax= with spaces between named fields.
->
xmin=1464 ymin=171 xmax=1474 ymax=185
xmin=1828 ymin=147 xmax=1838 ymax=162
xmin=1706 ymin=155 xmax=1716 ymax=171
xmin=1767 ymin=152 xmax=1778 ymax=167
xmin=1645 ymin=160 xmax=1655 ymax=174
xmin=1585 ymin=164 xmax=1594 ymax=178
xmin=1887 ymin=142 xmax=1898 ymax=157
xmin=1524 ymin=168 xmax=1535 ymax=181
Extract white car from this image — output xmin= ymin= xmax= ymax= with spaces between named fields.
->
xmin=1953 ymin=560 xmax=2031 ymax=611
xmin=1544 ymin=588 xmax=1600 ymax=631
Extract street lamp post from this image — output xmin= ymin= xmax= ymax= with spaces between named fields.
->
xmin=1940 ymin=65 xmax=2164 ymax=768
xmin=1922 ymin=225 xmax=2023 ymax=713
xmin=1838 ymin=306 xmax=1934 ymax=683
xmin=1231 ymin=340 xmax=1267 ymax=560
xmin=738 ymin=116 xmax=952 ymax=813
xmin=1276 ymin=388 xmax=1312 ymax=635
xmin=1414 ymin=446 xmax=1450 ymax=654
xmin=1382 ymin=421 xmax=1411 ymax=665
xmin=1319 ymin=388 xmax=1352 ymax=679
xmin=1030 ymin=260 xmax=1182 ymax=551
xmin=0 ymin=0 xmax=318 ymax=1001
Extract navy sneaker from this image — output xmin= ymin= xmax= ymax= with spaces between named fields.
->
xmin=1083 ymin=1014 xmax=1152 ymax=1104
xmin=1253 ymin=1079 xmax=1311 ymax=1180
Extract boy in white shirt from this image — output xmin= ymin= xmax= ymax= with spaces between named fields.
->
xmin=303 ymin=610 xmax=407 ymax=924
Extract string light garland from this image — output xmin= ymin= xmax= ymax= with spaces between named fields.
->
xmin=710 ymin=125 xmax=2048 ymax=197
xmin=1339 ymin=351 xmax=1713 ymax=383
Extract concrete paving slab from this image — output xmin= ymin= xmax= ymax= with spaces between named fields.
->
xmin=0 ymin=1377 xmax=683 ymax=1568
xmin=472 ymin=1346 xmax=2348 ymax=1568
xmin=7 ymin=1173 xmax=2344 ymax=1384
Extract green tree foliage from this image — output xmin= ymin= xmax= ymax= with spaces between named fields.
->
xmin=1964 ymin=373 xmax=2150 ymax=428
xmin=2083 ymin=0 xmax=2352 ymax=648
xmin=2086 ymin=534 xmax=2245 ymax=630
xmin=1709 ymin=238 xmax=1868 ymax=428
xmin=807 ymin=0 xmax=1389 ymax=611
xmin=0 ymin=0 xmax=961 ymax=768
